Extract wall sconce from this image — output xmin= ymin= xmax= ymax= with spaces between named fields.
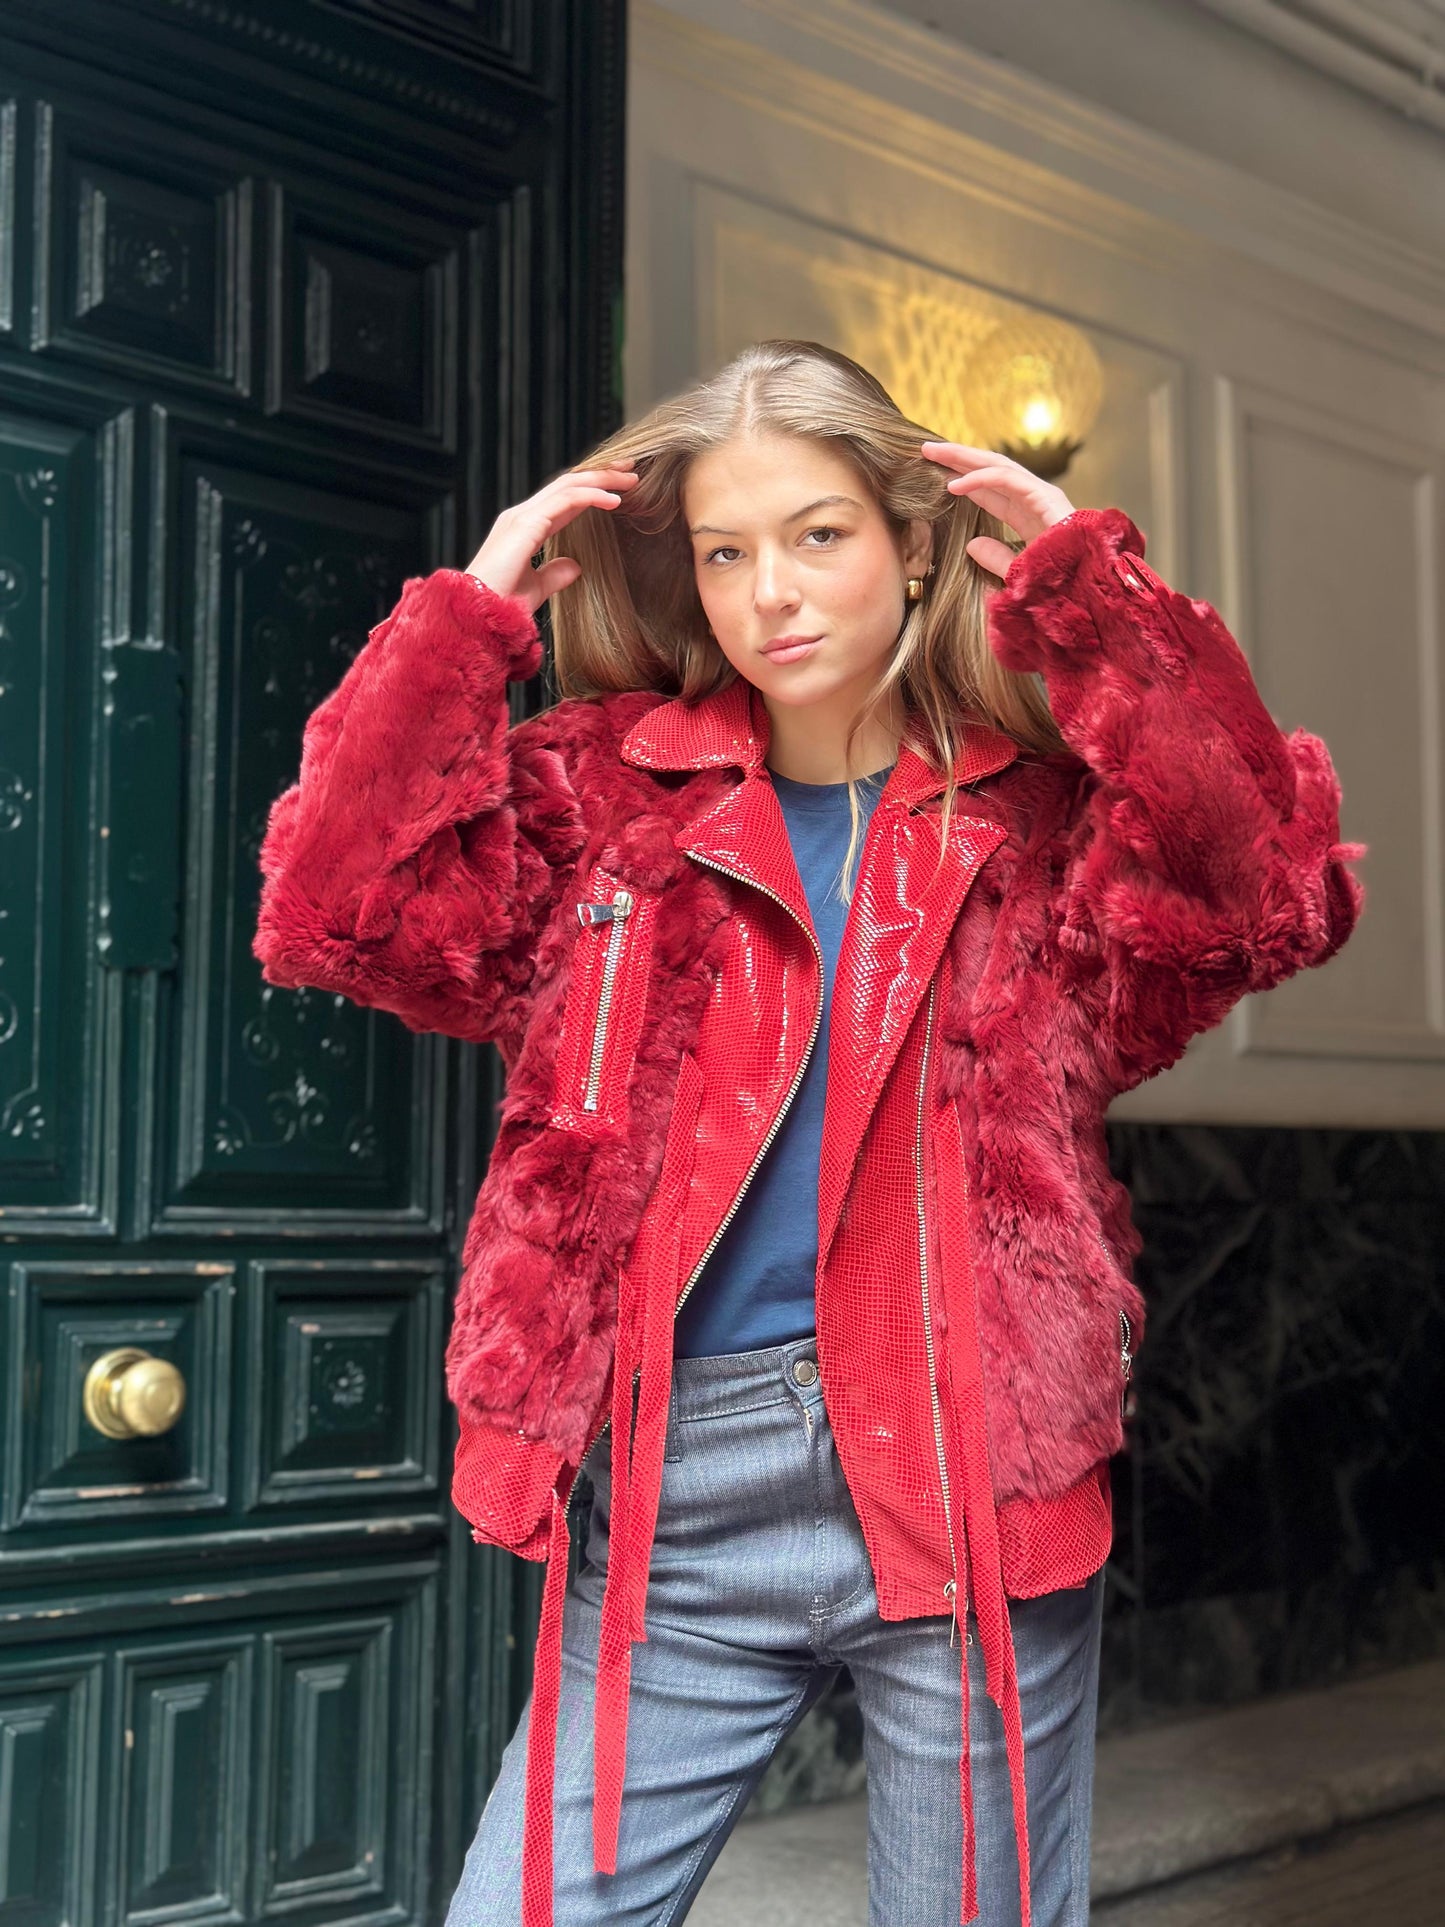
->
xmin=959 ymin=315 xmax=1103 ymax=481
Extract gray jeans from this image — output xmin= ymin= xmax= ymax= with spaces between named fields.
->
xmin=445 ymin=1332 xmax=1106 ymax=1926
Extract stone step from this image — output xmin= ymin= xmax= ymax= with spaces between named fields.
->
xmin=686 ymin=1656 xmax=1445 ymax=1925
xmin=1092 ymin=1799 xmax=1445 ymax=1926
xmin=1090 ymin=1656 xmax=1445 ymax=1899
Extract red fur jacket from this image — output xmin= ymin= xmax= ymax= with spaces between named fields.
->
xmin=253 ymin=507 xmax=1367 ymax=1525
xmin=252 ymin=506 xmax=1366 ymax=1927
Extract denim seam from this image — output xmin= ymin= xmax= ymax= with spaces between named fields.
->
xmin=649 ymin=1673 xmax=821 ymax=1927
xmin=675 ymin=1398 xmax=794 ymax=1424
xmin=810 ymin=1413 xmax=872 ymax=1629
xmin=807 ymin=1386 xmax=826 ymax=1618
xmin=811 ymin=1559 xmax=874 ymax=1632
xmin=1065 ymin=1570 xmax=1106 ymax=1924
xmin=814 ymin=1444 xmax=873 ymax=1628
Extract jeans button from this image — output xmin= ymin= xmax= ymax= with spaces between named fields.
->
xmin=791 ymin=1357 xmax=818 ymax=1386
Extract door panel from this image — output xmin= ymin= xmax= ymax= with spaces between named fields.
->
xmin=114 ymin=1635 xmax=250 ymax=1918
xmin=165 ymin=455 xmax=432 ymax=1226
xmin=33 ymin=100 xmax=255 ymax=399
xmin=244 ymin=1258 xmax=442 ymax=1512
xmin=7 ymin=1259 xmax=233 ymax=1530
xmin=0 ymin=2 xmax=625 ymax=1915
xmin=269 ymin=184 xmax=459 ymax=449
xmin=0 ymin=396 xmax=118 ymax=1232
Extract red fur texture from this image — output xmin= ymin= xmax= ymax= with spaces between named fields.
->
xmin=253 ymin=510 xmax=1367 ymax=1499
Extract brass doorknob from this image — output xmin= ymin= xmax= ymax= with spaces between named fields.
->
xmin=83 ymin=1347 xmax=187 ymax=1439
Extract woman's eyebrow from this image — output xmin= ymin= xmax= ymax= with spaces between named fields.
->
xmin=687 ymin=494 xmax=864 ymax=536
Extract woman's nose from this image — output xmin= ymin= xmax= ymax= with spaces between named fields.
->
xmin=753 ymin=556 xmax=799 ymax=609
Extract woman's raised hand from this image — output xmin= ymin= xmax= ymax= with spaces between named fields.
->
xmin=919 ymin=442 xmax=1075 ymax=581
xmin=465 ymin=458 xmax=640 ymax=615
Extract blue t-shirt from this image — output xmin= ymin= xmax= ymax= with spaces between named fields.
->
xmin=672 ymin=759 xmax=894 ymax=1358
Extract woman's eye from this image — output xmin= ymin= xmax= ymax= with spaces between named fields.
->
xmin=702 ymin=527 xmax=843 ymax=567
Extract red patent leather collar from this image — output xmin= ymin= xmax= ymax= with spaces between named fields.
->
xmin=618 ymin=675 xmax=1021 ymax=807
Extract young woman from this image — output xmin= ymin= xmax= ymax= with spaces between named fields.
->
xmin=252 ymin=340 xmax=1366 ymax=1927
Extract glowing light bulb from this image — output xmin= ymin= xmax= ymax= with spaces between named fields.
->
xmin=959 ymin=316 xmax=1103 ymax=480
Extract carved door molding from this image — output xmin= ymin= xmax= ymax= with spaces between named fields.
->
xmin=0 ymin=3 xmax=624 ymax=1918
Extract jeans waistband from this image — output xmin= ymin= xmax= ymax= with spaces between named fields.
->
xmin=667 ymin=1332 xmax=822 ymax=1419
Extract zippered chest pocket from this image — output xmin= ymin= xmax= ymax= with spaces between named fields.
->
xmin=548 ymin=867 xmax=660 ymax=1139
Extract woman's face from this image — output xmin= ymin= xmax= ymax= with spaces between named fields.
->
xmin=682 ymin=433 xmax=930 ymax=715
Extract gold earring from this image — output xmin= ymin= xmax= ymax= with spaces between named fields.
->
xmin=905 ymin=576 xmax=924 ymax=602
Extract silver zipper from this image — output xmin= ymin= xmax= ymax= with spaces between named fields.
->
xmin=1096 ymin=1229 xmax=1135 ymax=1414
xmin=1118 ymin=1306 xmax=1134 ymax=1416
xmin=571 ymin=855 xmax=826 ymax=1489
xmin=575 ymin=888 xmax=634 ymax=1112
xmin=915 ymin=976 xmax=963 ymax=1648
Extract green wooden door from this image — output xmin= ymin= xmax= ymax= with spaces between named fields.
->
xmin=0 ymin=4 xmax=623 ymax=1919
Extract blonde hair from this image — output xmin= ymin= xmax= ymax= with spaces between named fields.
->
xmin=538 ymin=337 xmax=1067 ymax=898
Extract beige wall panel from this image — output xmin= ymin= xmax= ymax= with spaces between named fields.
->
xmin=627 ymin=0 xmax=1445 ymax=1126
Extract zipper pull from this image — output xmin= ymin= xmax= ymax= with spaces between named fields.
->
xmin=577 ymin=892 xmax=633 ymax=927
xmin=1119 ymin=1308 xmax=1135 ymax=1418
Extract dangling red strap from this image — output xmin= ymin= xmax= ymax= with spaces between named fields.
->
xmin=958 ymin=1431 xmax=1030 ymax=1927
xmin=521 ymin=1487 xmax=571 ymax=1927
xmin=591 ymin=1236 xmax=681 ymax=1872
xmin=592 ymin=1258 xmax=643 ymax=1873
xmin=627 ymin=1244 xmax=678 ymax=1642
xmin=590 ymin=1050 xmax=703 ymax=1881
xmin=958 ymin=1612 xmax=978 ymax=1921
xmin=936 ymin=1099 xmax=1031 ymax=1927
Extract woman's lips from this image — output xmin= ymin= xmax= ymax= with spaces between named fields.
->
xmin=761 ymin=636 xmax=822 ymax=664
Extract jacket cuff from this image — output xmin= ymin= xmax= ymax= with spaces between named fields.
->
xmin=989 ymin=506 xmax=1151 ymax=671
xmin=451 ymin=1409 xmax=568 ymax=1564
xmin=439 ymin=568 xmax=544 ymax=682
xmin=1001 ymin=504 xmax=1144 ymax=590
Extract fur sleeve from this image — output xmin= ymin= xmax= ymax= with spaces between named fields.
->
xmin=985 ymin=507 xmax=1368 ymax=1092
xmin=252 ymin=568 xmax=587 ymax=1047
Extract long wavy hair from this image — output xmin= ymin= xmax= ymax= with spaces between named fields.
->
xmin=538 ymin=338 xmax=1067 ymax=897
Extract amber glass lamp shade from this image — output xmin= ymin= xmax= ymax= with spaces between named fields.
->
xmin=959 ymin=316 xmax=1103 ymax=481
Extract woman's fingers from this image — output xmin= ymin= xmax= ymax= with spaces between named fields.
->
xmin=964 ymin=534 xmax=1019 ymax=581
xmin=920 ymin=441 xmax=1025 ymax=473
xmin=546 ymin=461 xmax=638 ymax=499
xmin=535 ymin=467 xmax=639 ymax=535
xmin=921 ymin=441 xmax=995 ymax=458
xmin=943 ymin=466 xmax=1017 ymax=493
xmin=921 ymin=442 xmax=1073 ymax=543
xmin=531 ymin=557 xmax=585 ymax=603
xmin=547 ymin=482 xmax=628 ymax=521
xmin=468 ymin=459 xmax=638 ymax=602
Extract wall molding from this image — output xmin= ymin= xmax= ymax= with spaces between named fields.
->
xmin=1192 ymin=0 xmax=1445 ymax=135
xmin=640 ymin=0 xmax=1445 ymax=357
